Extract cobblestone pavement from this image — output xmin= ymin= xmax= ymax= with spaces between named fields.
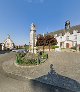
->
xmin=2 ymin=51 xmax=80 ymax=91
xmin=3 ymin=51 xmax=80 ymax=82
xmin=0 ymin=51 xmax=74 ymax=92
xmin=0 ymin=52 xmax=34 ymax=92
xmin=49 ymin=51 xmax=80 ymax=83
xmin=0 ymin=52 xmax=28 ymax=92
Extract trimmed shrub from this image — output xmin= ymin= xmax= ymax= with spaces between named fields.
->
xmin=42 ymin=52 xmax=48 ymax=59
xmin=52 ymin=45 xmax=59 ymax=49
xmin=71 ymin=46 xmax=76 ymax=50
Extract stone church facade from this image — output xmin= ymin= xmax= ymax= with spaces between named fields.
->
xmin=2 ymin=35 xmax=15 ymax=50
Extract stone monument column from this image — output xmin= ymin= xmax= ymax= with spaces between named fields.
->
xmin=30 ymin=23 xmax=37 ymax=53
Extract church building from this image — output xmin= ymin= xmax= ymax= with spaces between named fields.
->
xmin=2 ymin=35 xmax=15 ymax=50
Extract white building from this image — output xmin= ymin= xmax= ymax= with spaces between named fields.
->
xmin=29 ymin=23 xmax=37 ymax=53
xmin=55 ymin=30 xmax=80 ymax=49
xmin=2 ymin=35 xmax=15 ymax=50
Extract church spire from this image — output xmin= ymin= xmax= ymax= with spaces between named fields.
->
xmin=8 ymin=34 xmax=10 ymax=39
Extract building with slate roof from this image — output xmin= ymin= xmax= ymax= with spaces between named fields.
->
xmin=49 ymin=21 xmax=80 ymax=49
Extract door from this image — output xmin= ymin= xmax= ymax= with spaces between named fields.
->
xmin=66 ymin=43 xmax=69 ymax=48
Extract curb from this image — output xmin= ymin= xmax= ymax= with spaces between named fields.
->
xmin=14 ymin=61 xmax=39 ymax=68
xmin=14 ymin=59 xmax=47 ymax=68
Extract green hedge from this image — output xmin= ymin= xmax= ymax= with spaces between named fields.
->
xmin=52 ymin=45 xmax=59 ymax=49
xmin=71 ymin=46 xmax=80 ymax=51
xmin=41 ymin=52 xmax=48 ymax=59
xmin=71 ymin=46 xmax=76 ymax=50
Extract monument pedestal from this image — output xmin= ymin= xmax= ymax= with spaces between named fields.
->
xmin=30 ymin=46 xmax=37 ymax=54
xmin=34 ymin=47 xmax=37 ymax=54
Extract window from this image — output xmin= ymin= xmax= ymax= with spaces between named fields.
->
xmin=7 ymin=43 xmax=9 ymax=46
xmin=74 ymin=35 xmax=77 ymax=40
xmin=60 ymin=36 xmax=62 ymax=39
xmin=60 ymin=36 xmax=62 ymax=41
xmin=66 ymin=36 xmax=69 ymax=40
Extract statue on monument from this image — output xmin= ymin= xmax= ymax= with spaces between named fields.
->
xmin=31 ymin=23 xmax=36 ymax=31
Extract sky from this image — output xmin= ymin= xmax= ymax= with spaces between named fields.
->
xmin=0 ymin=0 xmax=80 ymax=45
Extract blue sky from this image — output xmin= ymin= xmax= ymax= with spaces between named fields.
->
xmin=0 ymin=0 xmax=80 ymax=45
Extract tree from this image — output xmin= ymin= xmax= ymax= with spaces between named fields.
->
xmin=36 ymin=35 xmax=44 ymax=46
xmin=36 ymin=35 xmax=57 ymax=46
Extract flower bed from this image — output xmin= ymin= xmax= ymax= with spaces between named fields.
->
xmin=16 ymin=52 xmax=48 ymax=66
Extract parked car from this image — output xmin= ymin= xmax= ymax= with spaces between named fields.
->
xmin=17 ymin=49 xmax=26 ymax=53
xmin=12 ymin=49 xmax=19 ymax=52
xmin=12 ymin=49 xmax=29 ymax=53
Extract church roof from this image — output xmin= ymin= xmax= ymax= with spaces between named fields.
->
xmin=48 ymin=24 xmax=80 ymax=36
xmin=3 ymin=36 xmax=14 ymax=44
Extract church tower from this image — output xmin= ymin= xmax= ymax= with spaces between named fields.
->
xmin=30 ymin=23 xmax=37 ymax=53
xmin=65 ymin=20 xmax=70 ymax=31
